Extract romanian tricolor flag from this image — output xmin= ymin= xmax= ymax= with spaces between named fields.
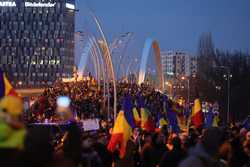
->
xmin=132 ymin=107 xmax=140 ymax=125
xmin=107 ymin=95 xmax=135 ymax=158
xmin=212 ymin=113 xmax=220 ymax=127
xmin=0 ymin=71 xmax=18 ymax=98
xmin=204 ymin=108 xmax=214 ymax=128
xmin=191 ymin=99 xmax=204 ymax=128
xmin=136 ymin=94 xmax=155 ymax=132
xmin=167 ymin=108 xmax=180 ymax=133
xmin=107 ymin=111 xmax=132 ymax=158
xmin=122 ymin=95 xmax=136 ymax=129
xmin=157 ymin=113 xmax=168 ymax=128
xmin=141 ymin=108 xmax=155 ymax=132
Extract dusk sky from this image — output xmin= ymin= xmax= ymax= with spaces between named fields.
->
xmin=75 ymin=0 xmax=250 ymax=58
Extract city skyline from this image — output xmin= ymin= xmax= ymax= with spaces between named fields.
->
xmin=76 ymin=0 xmax=250 ymax=57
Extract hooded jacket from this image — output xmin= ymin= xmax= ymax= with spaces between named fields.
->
xmin=179 ymin=143 xmax=224 ymax=167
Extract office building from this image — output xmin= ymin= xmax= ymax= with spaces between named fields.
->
xmin=0 ymin=0 xmax=75 ymax=87
xmin=161 ymin=51 xmax=197 ymax=78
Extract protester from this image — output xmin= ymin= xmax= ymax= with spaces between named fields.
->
xmin=159 ymin=136 xmax=186 ymax=167
xmin=179 ymin=127 xmax=227 ymax=167
xmin=0 ymin=96 xmax=26 ymax=167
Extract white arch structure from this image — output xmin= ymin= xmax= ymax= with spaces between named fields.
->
xmin=76 ymin=11 xmax=118 ymax=119
xmin=138 ymin=38 xmax=164 ymax=91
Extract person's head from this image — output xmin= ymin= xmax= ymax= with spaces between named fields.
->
xmin=142 ymin=132 xmax=152 ymax=144
xmin=172 ymin=137 xmax=182 ymax=149
xmin=231 ymin=126 xmax=240 ymax=138
xmin=160 ymin=125 xmax=169 ymax=138
xmin=243 ymin=140 xmax=250 ymax=157
xmin=179 ymin=132 xmax=188 ymax=148
xmin=155 ymin=132 xmax=166 ymax=145
xmin=201 ymin=127 xmax=227 ymax=156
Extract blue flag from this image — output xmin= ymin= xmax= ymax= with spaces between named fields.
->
xmin=122 ymin=95 xmax=136 ymax=129
xmin=204 ymin=108 xmax=214 ymax=128
xmin=166 ymin=102 xmax=180 ymax=133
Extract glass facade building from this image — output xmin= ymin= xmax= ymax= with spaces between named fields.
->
xmin=0 ymin=0 xmax=75 ymax=87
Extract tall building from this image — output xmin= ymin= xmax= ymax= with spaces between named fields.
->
xmin=161 ymin=51 xmax=197 ymax=78
xmin=0 ymin=0 xmax=75 ymax=87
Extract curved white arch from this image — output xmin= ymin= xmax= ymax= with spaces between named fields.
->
xmin=77 ymin=37 xmax=94 ymax=76
xmin=138 ymin=38 xmax=164 ymax=91
xmin=90 ymin=12 xmax=118 ymax=119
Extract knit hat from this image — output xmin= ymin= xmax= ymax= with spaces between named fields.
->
xmin=0 ymin=96 xmax=23 ymax=117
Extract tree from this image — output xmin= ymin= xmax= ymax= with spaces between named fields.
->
xmin=196 ymin=32 xmax=250 ymax=123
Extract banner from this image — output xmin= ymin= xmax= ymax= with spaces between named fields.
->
xmin=82 ymin=119 xmax=100 ymax=131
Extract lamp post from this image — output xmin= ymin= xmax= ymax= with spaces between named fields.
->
xmin=224 ymin=69 xmax=232 ymax=124
xmin=214 ymin=66 xmax=232 ymax=124
xmin=181 ymin=76 xmax=190 ymax=105
xmin=165 ymin=81 xmax=173 ymax=98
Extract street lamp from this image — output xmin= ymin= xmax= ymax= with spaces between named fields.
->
xmin=214 ymin=66 xmax=232 ymax=124
xmin=181 ymin=76 xmax=190 ymax=105
xmin=165 ymin=81 xmax=173 ymax=97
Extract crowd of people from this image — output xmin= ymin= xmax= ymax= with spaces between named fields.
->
xmin=28 ymin=79 xmax=165 ymax=124
xmin=0 ymin=79 xmax=249 ymax=167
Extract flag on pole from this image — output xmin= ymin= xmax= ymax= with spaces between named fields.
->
xmin=0 ymin=70 xmax=18 ymax=98
xmin=132 ymin=107 xmax=140 ymax=125
xmin=156 ymin=113 xmax=168 ymax=128
xmin=167 ymin=108 xmax=180 ymax=133
xmin=212 ymin=112 xmax=220 ymax=127
xmin=191 ymin=98 xmax=204 ymax=129
xmin=107 ymin=111 xmax=132 ymax=158
xmin=122 ymin=95 xmax=136 ymax=129
xmin=141 ymin=108 xmax=155 ymax=132
xmin=204 ymin=107 xmax=214 ymax=128
xmin=136 ymin=93 xmax=155 ymax=132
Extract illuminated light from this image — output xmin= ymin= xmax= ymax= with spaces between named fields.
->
xmin=25 ymin=2 xmax=56 ymax=8
xmin=0 ymin=1 xmax=16 ymax=7
xmin=66 ymin=3 xmax=75 ymax=10
xmin=57 ymin=96 xmax=71 ymax=108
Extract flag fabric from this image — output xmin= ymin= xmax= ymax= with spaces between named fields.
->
xmin=212 ymin=113 xmax=220 ymax=127
xmin=176 ymin=114 xmax=186 ymax=131
xmin=191 ymin=99 xmax=204 ymax=129
xmin=184 ymin=106 xmax=191 ymax=120
xmin=156 ymin=113 xmax=168 ymax=128
xmin=165 ymin=101 xmax=180 ymax=133
xmin=167 ymin=108 xmax=180 ymax=133
xmin=107 ymin=111 xmax=132 ymax=158
xmin=204 ymin=108 xmax=214 ymax=128
xmin=140 ymin=108 xmax=149 ymax=128
xmin=0 ymin=71 xmax=18 ymax=98
xmin=173 ymin=103 xmax=186 ymax=130
xmin=132 ymin=107 xmax=140 ymax=125
xmin=136 ymin=93 xmax=145 ymax=108
xmin=141 ymin=108 xmax=155 ymax=132
xmin=122 ymin=95 xmax=136 ymax=129
xmin=136 ymin=93 xmax=155 ymax=132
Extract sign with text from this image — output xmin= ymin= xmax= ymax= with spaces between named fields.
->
xmin=0 ymin=1 xmax=16 ymax=7
xmin=25 ymin=2 xmax=56 ymax=7
xmin=82 ymin=119 xmax=100 ymax=131
xmin=0 ymin=1 xmax=56 ymax=8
